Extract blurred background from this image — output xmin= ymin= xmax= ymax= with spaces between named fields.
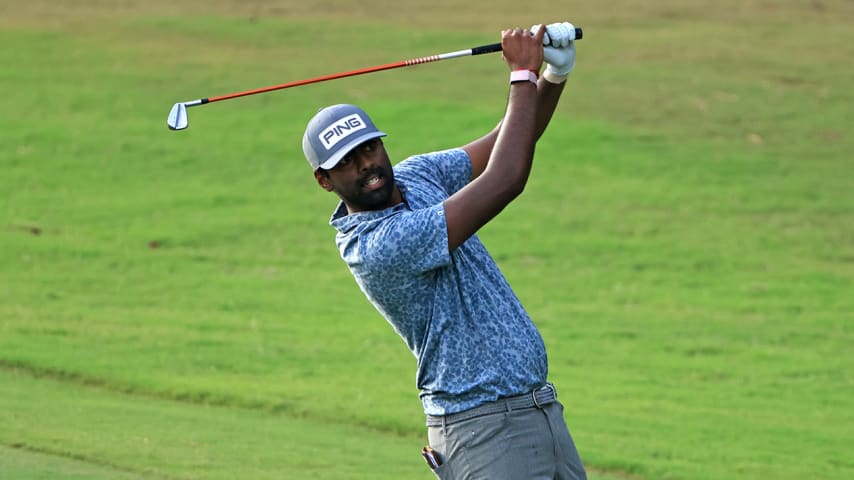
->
xmin=1 ymin=1 xmax=851 ymax=478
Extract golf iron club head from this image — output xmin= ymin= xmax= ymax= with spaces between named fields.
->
xmin=167 ymin=103 xmax=188 ymax=130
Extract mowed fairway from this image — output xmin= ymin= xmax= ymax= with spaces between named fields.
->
xmin=1 ymin=1 xmax=852 ymax=479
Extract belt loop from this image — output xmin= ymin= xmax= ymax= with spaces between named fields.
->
xmin=532 ymin=388 xmax=542 ymax=409
xmin=441 ymin=414 xmax=447 ymax=431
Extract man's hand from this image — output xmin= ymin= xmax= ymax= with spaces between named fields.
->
xmin=501 ymin=26 xmax=545 ymax=73
xmin=532 ymin=22 xmax=576 ymax=80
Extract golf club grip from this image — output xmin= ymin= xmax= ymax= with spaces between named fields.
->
xmin=471 ymin=43 xmax=502 ymax=55
xmin=471 ymin=25 xmax=583 ymax=56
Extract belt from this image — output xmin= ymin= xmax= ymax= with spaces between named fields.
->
xmin=425 ymin=383 xmax=557 ymax=427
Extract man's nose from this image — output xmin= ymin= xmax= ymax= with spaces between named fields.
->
xmin=354 ymin=152 xmax=375 ymax=171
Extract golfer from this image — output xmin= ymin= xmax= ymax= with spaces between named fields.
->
xmin=302 ymin=23 xmax=585 ymax=479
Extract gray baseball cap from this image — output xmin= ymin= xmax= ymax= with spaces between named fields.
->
xmin=302 ymin=104 xmax=387 ymax=170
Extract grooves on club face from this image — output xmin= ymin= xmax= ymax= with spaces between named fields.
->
xmin=167 ymin=103 xmax=188 ymax=130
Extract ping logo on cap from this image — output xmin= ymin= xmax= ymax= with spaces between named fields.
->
xmin=318 ymin=113 xmax=367 ymax=150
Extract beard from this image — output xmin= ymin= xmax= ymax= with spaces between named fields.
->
xmin=341 ymin=165 xmax=396 ymax=212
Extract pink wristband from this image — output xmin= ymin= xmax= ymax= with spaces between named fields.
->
xmin=510 ymin=69 xmax=538 ymax=85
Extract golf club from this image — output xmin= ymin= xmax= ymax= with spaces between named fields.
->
xmin=167 ymin=26 xmax=582 ymax=130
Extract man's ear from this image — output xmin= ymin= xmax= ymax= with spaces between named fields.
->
xmin=314 ymin=169 xmax=333 ymax=192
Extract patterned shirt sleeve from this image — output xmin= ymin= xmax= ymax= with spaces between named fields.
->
xmin=352 ymin=149 xmax=472 ymax=276
xmin=355 ymin=205 xmax=451 ymax=276
xmin=397 ymin=148 xmax=472 ymax=198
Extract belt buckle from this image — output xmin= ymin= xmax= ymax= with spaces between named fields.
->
xmin=532 ymin=388 xmax=542 ymax=408
xmin=532 ymin=383 xmax=555 ymax=408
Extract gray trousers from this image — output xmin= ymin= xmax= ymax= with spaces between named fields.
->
xmin=426 ymin=400 xmax=587 ymax=479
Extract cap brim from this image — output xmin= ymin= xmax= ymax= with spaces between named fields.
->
xmin=317 ymin=131 xmax=387 ymax=170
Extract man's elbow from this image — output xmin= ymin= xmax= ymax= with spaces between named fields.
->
xmin=495 ymin=176 xmax=528 ymax=204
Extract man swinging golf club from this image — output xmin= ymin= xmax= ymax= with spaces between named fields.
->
xmin=303 ymin=22 xmax=586 ymax=479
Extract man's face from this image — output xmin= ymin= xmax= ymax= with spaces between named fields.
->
xmin=314 ymin=138 xmax=397 ymax=213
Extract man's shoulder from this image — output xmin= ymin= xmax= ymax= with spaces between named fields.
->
xmin=394 ymin=148 xmax=471 ymax=193
xmin=395 ymin=148 xmax=468 ymax=173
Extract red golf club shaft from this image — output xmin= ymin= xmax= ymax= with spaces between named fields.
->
xmin=184 ymin=42 xmax=504 ymax=107
xmin=207 ymin=61 xmax=411 ymax=102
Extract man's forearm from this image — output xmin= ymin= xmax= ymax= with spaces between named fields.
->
xmin=534 ymin=77 xmax=566 ymax=140
xmin=463 ymin=77 xmax=566 ymax=180
xmin=486 ymin=82 xmax=539 ymax=193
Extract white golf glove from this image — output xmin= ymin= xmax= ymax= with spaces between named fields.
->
xmin=531 ymin=22 xmax=577 ymax=82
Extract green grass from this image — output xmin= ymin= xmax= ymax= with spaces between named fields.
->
xmin=0 ymin=370 xmax=431 ymax=479
xmin=1 ymin=1 xmax=852 ymax=478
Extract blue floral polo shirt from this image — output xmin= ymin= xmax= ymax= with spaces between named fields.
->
xmin=330 ymin=148 xmax=547 ymax=416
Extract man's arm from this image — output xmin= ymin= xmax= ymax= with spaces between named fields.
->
xmin=463 ymin=22 xmax=576 ymax=180
xmin=462 ymin=78 xmax=565 ymax=180
xmin=442 ymin=26 xmax=544 ymax=252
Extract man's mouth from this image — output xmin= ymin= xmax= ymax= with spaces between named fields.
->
xmin=362 ymin=173 xmax=385 ymax=190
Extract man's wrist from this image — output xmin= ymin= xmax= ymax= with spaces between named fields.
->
xmin=510 ymin=69 xmax=539 ymax=85
xmin=543 ymin=66 xmax=569 ymax=84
